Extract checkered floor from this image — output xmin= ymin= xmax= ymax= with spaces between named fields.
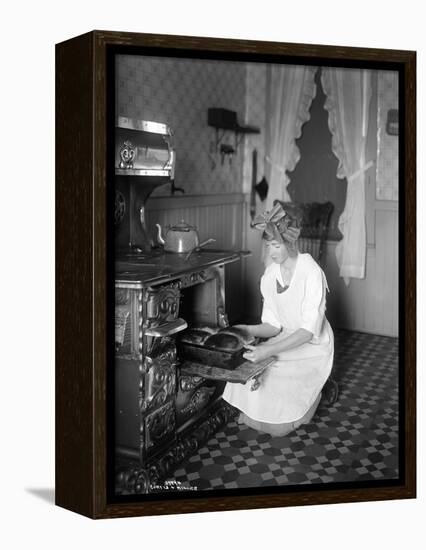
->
xmin=170 ymin=329 xmax=399 ymax=490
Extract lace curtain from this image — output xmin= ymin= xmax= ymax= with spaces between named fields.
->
xmin=321 ymin=68 xmax=373 ymax=284
xmin=264 ymin=64 xmax=317 ymax=209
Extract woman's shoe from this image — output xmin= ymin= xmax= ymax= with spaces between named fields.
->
xmin=322 ymin=378 xmax=339 ymax=406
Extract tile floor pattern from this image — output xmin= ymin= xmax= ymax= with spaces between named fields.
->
xmin=170 ymin=330 xmax=399 ymax=490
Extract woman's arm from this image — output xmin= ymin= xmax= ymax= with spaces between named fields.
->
xmin=234 ymin=323 xmax=281 ymax=339
xmin=243 ymin=328 xmax=313 ymax=363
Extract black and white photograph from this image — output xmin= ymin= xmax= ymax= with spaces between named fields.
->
xmin=113 ymin=52 xmax=402 ymax=497
xmin=5 ymin=0 xmax=425 ymax=545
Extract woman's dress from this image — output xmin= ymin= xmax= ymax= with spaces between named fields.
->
xmin=222 ymin=253 xmax=334 ymax=427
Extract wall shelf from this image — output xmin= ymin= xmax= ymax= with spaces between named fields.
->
xmin=207 ymin=108 xmax=260 ymax=152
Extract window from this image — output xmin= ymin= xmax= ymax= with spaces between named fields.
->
xmin=287 ymin=68 xmax=346 ymax=241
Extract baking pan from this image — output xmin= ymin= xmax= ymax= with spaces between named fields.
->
xmin=177 ymin=341 xmax=246 ymax=370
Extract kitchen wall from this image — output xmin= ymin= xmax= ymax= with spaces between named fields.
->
xmin=116 ymin=56 xmax=399 ymax=337
xmin=376 ymin=71 xmax=399 ymax=201
xmin=241 ymin=64 xmax=269 ymax=322
xmin=116 ymin=54 xmax=247 ymax=196
xmin=116 ymin=54 xmax=250 ymax=321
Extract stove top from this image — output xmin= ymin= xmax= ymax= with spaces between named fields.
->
xmin=115 ymin=249 xmax=248 ymax=287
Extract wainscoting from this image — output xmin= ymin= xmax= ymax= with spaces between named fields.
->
xmin=146 ymin=193 xmax=245 ymax=249
xmin=323 ymin=202 xmax=398 ymax=337
xmin=146 ymin=194 xmax=398 ymax=337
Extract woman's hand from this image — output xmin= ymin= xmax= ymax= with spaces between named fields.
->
xmin=233 ymin=323 xmax=280 ymax=339
xmin=243 ymin=344 xmax=272 ymax=363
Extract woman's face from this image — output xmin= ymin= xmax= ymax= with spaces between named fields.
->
xmin=265 ymin=239 xmax=289 ymax=264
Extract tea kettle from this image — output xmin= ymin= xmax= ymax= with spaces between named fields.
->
xmin=156 ymin=220 xmax=200 ymax=253
xmin=156 ymin=220 xmax=216 ymax=255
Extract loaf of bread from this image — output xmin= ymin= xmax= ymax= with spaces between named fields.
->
xmin=179 ymin=328 xmax=214 ymax=345
xmin=217 ymin=326 xmax=255 ymax=346
xmin=203 ymin=332 xmax=242 ymax=352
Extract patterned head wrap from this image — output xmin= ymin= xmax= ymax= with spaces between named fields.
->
xmin=252 ymin=202 xmax=302 ymax=250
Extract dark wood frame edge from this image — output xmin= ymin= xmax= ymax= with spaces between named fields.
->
xmin=55 ymin=30 xmax=416 ymax=519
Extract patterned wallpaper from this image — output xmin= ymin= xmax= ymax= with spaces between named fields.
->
xmin=117 ymin=57 xmax=398 ymax=205
xmin=376 ymin=71 xmax=399 ymax=201
xmin=241 ymin=63 xmax=268 ymax=306
xmin=116 ymin=55 xmax=248 ymax=196
xmin=242 ymin=63 xmax=267 ymax=195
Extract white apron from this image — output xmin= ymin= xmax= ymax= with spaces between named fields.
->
xmin=222 ymin=254 xmax=334 ymax=424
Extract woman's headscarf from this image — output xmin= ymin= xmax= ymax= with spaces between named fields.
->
xmin=252 ymin=202 xmax=302 ymax=251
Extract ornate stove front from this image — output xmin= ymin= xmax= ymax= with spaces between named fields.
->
xmin=115 ymin=261 xmax=235 ymax=493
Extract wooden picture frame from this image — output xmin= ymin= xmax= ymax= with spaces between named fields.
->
xmin=55 ymin=30 xmax=416 ymax=519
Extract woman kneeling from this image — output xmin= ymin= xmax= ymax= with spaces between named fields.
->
xmin=222 ymin=203 xmax=334 ymax=437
